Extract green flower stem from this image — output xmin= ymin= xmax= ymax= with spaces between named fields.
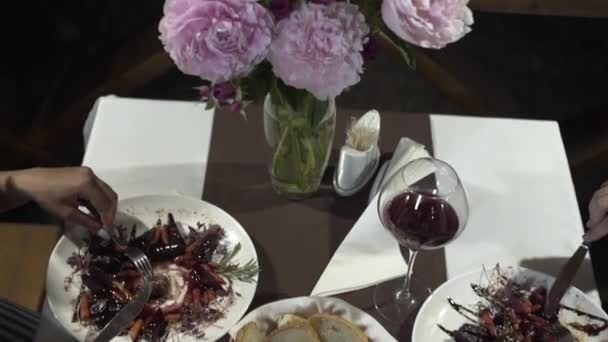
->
xmin=302 ymin=137 xmax=316 ymax=176
xmin=270 ymin=121 xmax=330 ymax=194
xmin=376 ymin=29 xmax=415 ymax=69
xmin=271 ymin=122 xmax=291 ymax=176
xmin=265 ymin=84 xmax=335 ymax=198
xmin=290 ymin=127 xmax=303 ymax=189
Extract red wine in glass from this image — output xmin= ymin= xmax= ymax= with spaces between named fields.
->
xmin=373 ymin=158 xmax=468 ymax=323
xmin=384 ymin=191 xmax=460 ymax=249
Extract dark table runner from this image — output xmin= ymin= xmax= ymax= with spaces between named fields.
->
xmin=204 ymin=107 xmax=446 ymax=340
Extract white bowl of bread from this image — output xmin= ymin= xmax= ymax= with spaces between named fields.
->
xmin=228 ymin=296 xmax=396 ymax=342
xmin=236 ymin=312 xmax=368 ymax=342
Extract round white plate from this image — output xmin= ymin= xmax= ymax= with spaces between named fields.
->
xmin=412 ymin=266 xmax=608 ymax=342
xmin=228 ymin=296 xmax=396 ymax=341
xmin=46 ymin=194 xmax=259 ymax=342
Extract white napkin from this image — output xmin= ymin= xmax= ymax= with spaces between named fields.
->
xmin=228 ymin=297 xmax=396 ymax=341
xmin=311 ymin=138 xmax=430 ymax=297
xmin=90 ymin=165 xmax=203 ymax=199
xmin=81 ymin=95 xmax=215 ymax=199
xmin=430 ymin=115 xmax=600 ymax=303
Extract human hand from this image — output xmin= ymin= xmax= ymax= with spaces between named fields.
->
xmin=12 ymin=167 xmax=118 ymax=232
xmin=584 ymin=180 xmax=608 ymax=243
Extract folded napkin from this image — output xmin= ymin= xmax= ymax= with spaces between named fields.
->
xmin=311 ymin=138 xmax=430 ymax=297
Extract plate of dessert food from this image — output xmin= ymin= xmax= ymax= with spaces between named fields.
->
xmin=412 ymin=265 xmax=608 ymax=342
xmin=46 ymin=194 xmax=259 ymax=341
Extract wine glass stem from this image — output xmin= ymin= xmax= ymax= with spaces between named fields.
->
xmin=397 ymin=249 xmax=419 ymax=303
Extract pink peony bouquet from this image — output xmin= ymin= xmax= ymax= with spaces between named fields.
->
xmin=159 ymin=0 xmax=473 ymax=197
xmin=159 ymin=0 xmax=474 ymax=113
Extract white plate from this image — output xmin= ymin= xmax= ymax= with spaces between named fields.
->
xmin=413 ymin=266 xmax=608 ymax=342
xmin=228 ymin=296 xmax=396 ymax=341
xmin=46 ymin=194 xmax=259 ymax=342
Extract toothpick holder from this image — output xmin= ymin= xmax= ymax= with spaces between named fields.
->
xmin=333 ymin=109 xmax=381 ymax=196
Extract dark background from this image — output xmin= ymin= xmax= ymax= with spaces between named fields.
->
xmin=2 ymin=1 xmax=608 ymax=307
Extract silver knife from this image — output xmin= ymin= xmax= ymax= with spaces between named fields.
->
xmin=544 ymin=242 xmax=589 ymax=317
xmin=88 ymin=282 xmax=152 ymax=342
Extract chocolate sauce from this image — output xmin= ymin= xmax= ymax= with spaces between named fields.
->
xmin=448 ymin=297 xmax=479 ymax=323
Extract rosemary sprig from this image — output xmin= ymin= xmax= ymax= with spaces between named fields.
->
xmin=217 ymin=243 xmax=259 ymax=283
xmin=218 ymin=259 xmax=258 ymax=284
xmin=218 ymin=243 xmax=241 ymax=268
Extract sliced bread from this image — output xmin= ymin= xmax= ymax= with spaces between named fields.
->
xmin=308 ymin=314 xmax=368 ymax=342
xmin=278 ymin=314 xmax=308 ymax=329
xmin=236 ymin=322 xmax=269 ymax=342
xmin=269 ymin=323 xmax=321 ymax=342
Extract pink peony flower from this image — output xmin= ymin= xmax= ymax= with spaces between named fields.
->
xmin=268 ymin=2 xmax=369 ymax=100
xmin=382 ymin=0 xmax=473 ymax=49
xmin=159 ymin=0 xmax=274 ymax=83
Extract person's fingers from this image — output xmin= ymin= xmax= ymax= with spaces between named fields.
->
xmin=66 ymin=208 xmax=103 ymax=232
xmin=94 ymin=177 xmax=118 ymax=229
xmin=45 ymin=201 xmax=102 ymax=232
xmin=587 ymin=186 xmax=608 ymax=227
xmin=76 ymin=168 xmax=113 ymax=228
xmin=76 ymin=198 xmax=101 ymax=221
xmin=584 ymin=216 xmax=608 ymax=243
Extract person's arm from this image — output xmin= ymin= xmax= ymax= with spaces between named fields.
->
xmin=0 ymin=170 xmax=32 ymax=212
xmin=0 ymin=167 xmax=118 ymax=231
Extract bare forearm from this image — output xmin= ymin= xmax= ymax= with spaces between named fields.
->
xmin=0 ymin=169 xmax=33 ymax=213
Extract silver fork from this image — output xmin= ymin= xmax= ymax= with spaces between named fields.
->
xmin=77 ymin=200 xmax=155 ymax=341
xmin=88 ymin=240 xmax=154 ymax=342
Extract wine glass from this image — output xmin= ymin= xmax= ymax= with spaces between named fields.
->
xmin=373 ymin=157 xmax=469 ymax=323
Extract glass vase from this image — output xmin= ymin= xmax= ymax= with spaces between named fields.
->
xmin=263 ymin=92 xmax=336 ymax=199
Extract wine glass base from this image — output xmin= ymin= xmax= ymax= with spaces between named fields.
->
xmin=373 ymin=277 xmax=431 ymax=324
